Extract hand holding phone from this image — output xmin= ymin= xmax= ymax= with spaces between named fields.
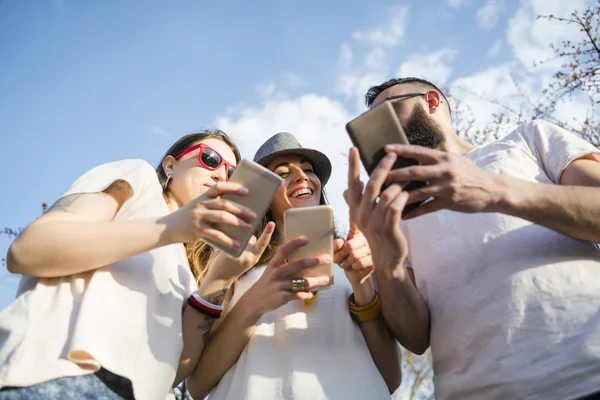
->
xmin=345 ymin=100 xmax=427 ymax=215
xmin=284 ymin=205 xmax=335 ymax=289
xmin=204 ymin=159 xmax=282 ymax=258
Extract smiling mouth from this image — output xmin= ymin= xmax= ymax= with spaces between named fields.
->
xmin=289 ymin=187 xmax=314 ymax=199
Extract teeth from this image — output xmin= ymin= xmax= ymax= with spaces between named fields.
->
xmin=290 ymin=188 xmax=312 ymax=198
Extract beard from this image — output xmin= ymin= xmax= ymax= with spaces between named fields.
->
xmin=402 ymin=104 xmax=445 ymax=149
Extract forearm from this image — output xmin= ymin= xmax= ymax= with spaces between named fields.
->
xmin=7 ymin=218 xmax=169 ymax=277
xmin=173 ymin=305 xmax=216 ymax=387
xmin=352 ymin=279 xmax=402 ymax=393
xmin=497 ymin=179 xmax=600 ymax=242
xmin=186 ymin=294 xmax=262 ymax=399
xmin=173 ymin=274 xmax=234 ymax=386
xmin=374 ymin=265 xmax=430 ymax=355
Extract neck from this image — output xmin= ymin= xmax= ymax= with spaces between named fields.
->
xmin=438 ymin=128 xmax=475 ymax=155
xmin=163 ymin=191 xmax=182 ymax=213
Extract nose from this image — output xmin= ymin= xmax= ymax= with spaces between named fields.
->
xmin=292 ymin=166 xmax=309 ymax=182
xmin=211 ymin=166 xmax=228 ymax=182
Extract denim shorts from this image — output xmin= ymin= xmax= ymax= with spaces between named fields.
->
xmin=0 ymin=368 xmax=135 ymax=400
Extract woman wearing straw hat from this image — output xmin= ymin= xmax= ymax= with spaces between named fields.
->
xmin=187 ymin=132 xmax=401 ymax=399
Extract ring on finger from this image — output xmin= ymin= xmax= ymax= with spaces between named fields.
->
xmin=291 ymin=278 xmax=306 ymax=292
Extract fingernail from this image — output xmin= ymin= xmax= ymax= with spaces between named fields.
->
xmin=385 ymin=144 xmax=396 ymax=151
xmin=239 ymin=188 xmax=249 ymax=195
xmin=244 ymin=223 xmax=253 ymax=231
xmin=232 ymin=240 xmax=241 ymax=248
xmin=249 ymin=212 xmax=257 ymax=220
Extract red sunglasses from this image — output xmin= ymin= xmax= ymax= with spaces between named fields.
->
xmin=175 ymin=143 xmax=236 ymax=181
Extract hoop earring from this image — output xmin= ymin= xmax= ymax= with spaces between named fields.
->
xmin=163 ymin=172 xmax=173 ymax=191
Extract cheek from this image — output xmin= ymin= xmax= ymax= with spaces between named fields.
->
xmin=311 ymin=177 xmax=322 ymax=197
xmin=269 ymin=185 xmax=291 ymax=217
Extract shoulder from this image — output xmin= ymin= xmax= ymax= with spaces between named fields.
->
xmin=64 ymin=159 xmax=160 ymax=199
xmin=512 ymin=119 xmax=570 ymax=140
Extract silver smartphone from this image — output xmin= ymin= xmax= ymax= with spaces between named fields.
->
xmin=284 ymin=205 xmax=335 ymax=290
xmin=205 ymin=159 xmax=282 ymax=258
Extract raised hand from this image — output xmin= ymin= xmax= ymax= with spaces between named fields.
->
xmin=207 ymin=222 xmax=276 ymax=284
xmin=333 ymin=218 xmax=374 ymax=286
xmin=243 ymin=236 xmax=332 ymax=314
xmin=345 ymin=148 xmax=410 ymax=276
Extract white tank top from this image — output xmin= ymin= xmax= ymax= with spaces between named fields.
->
xmin=208 ymin=265 xmax=392 ymax=400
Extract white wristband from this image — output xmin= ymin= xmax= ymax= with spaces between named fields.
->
xmin=191 ymin=290 xmax=224 ymax=311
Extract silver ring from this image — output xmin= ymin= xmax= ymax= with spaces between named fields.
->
xmin=291 ymin=278 xmax=306 ymax=292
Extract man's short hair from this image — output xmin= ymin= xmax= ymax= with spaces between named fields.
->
xmin=364 ymin=77 xmax=452 ymax=118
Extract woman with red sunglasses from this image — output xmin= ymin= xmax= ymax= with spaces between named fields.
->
xmin=0 ymin=129 xmax=320 ymax=400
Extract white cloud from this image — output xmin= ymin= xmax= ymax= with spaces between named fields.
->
xmin=476 ymin=0 xmax=505 ymax=30
xmin=553 ymin=95 xmax=591 ymax=126
xmin=450 ymin=62 xmax=538 ymax=137
xmin=507 ymin=0 xmax=588 ymax=72
xmin=397 ymin=48 xmax=458 ymax=85
xmin=151 ymin=126 xmax=170 ymax=138
xmin=352 ymin=5 xmax=409 ymax=48
xmin=215 ymin=95 xmax=355 ymax=232
xmin=283 ymin=72 xmax=304 ymax=88
xmin=256 ymin=82 xmax=277 ymax=98
xmin=487 ymin=39 xmax=503 ymax=57
xmin=448 ymin=0 xmax=466 ymax=8
xmin=336 ymin=46 xmax=390 ymax=112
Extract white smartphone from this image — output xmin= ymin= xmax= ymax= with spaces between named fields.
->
xmin=284 ymin=205 xmax=335 ymax=289
xmin=205 ymin=159 xmax=282 ymax=258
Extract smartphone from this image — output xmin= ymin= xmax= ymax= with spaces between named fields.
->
xmin=284 ymin=205 xmax=334 ymax=290
xmin=205 ymin=159 xmax=282 ymax=258
xmin=345 ymin=100 xmax=427 ymax=215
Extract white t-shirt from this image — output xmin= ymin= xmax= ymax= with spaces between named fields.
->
xmin=403 ymin=121 xmax=600 ymax=400
xmin=208 ymin=265 xmax=392 ymax=400
xmin=0 ymin=159 xmax=196 ymax=400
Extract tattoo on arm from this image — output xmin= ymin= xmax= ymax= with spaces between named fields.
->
xmin=206 ymin=287 xmax=229 ymax=306
xmin=197 ymin=316 xmax=215 ymax=342
xmin=46 ymin=194 xmax=86 ymax=214
xmin=45 ymin=179 xmax=133 ymax=217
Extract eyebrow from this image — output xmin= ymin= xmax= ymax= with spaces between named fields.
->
xmin=272 ymin=158 xmax=312 ymax=170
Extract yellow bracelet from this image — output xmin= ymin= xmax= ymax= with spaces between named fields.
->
xmin=348 ymin=292 xmax=381 ymax=323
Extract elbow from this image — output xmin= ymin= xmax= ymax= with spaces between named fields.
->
xmin=186 ymin=378 xmax=211 ymax=400
xmin=6 ymin=240 xmax=26 ymax=275
xmin=6 ymin=234 xmax=43 ymax=277
xmin=405 ymin=338 xmax=429 ymax=356
xmin=410 ymin=344 xmax=429 ymax=356
xmin=387 ymin=371 xmax=402 ymax=395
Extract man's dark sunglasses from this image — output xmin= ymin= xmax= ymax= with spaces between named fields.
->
xmin=385 ymin=92 xmax=443 ymax=104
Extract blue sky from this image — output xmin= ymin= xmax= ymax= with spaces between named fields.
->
xmin=0 ymin=0 xmax=591 ymax=315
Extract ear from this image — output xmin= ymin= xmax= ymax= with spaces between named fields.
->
xmin=162 ymin=155 xmax=176 ymax=176
xmin=424 ymin=90 xmax=442 ymax=115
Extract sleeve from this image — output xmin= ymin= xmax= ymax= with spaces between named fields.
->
xmin=61 ymin=159 xmax=160 ymax=217
xmin=517 ymin=120 xmax=600 ymax=184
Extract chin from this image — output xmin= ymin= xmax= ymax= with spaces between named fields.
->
xmin=289 ymin=198 xmax=319 ymax=208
